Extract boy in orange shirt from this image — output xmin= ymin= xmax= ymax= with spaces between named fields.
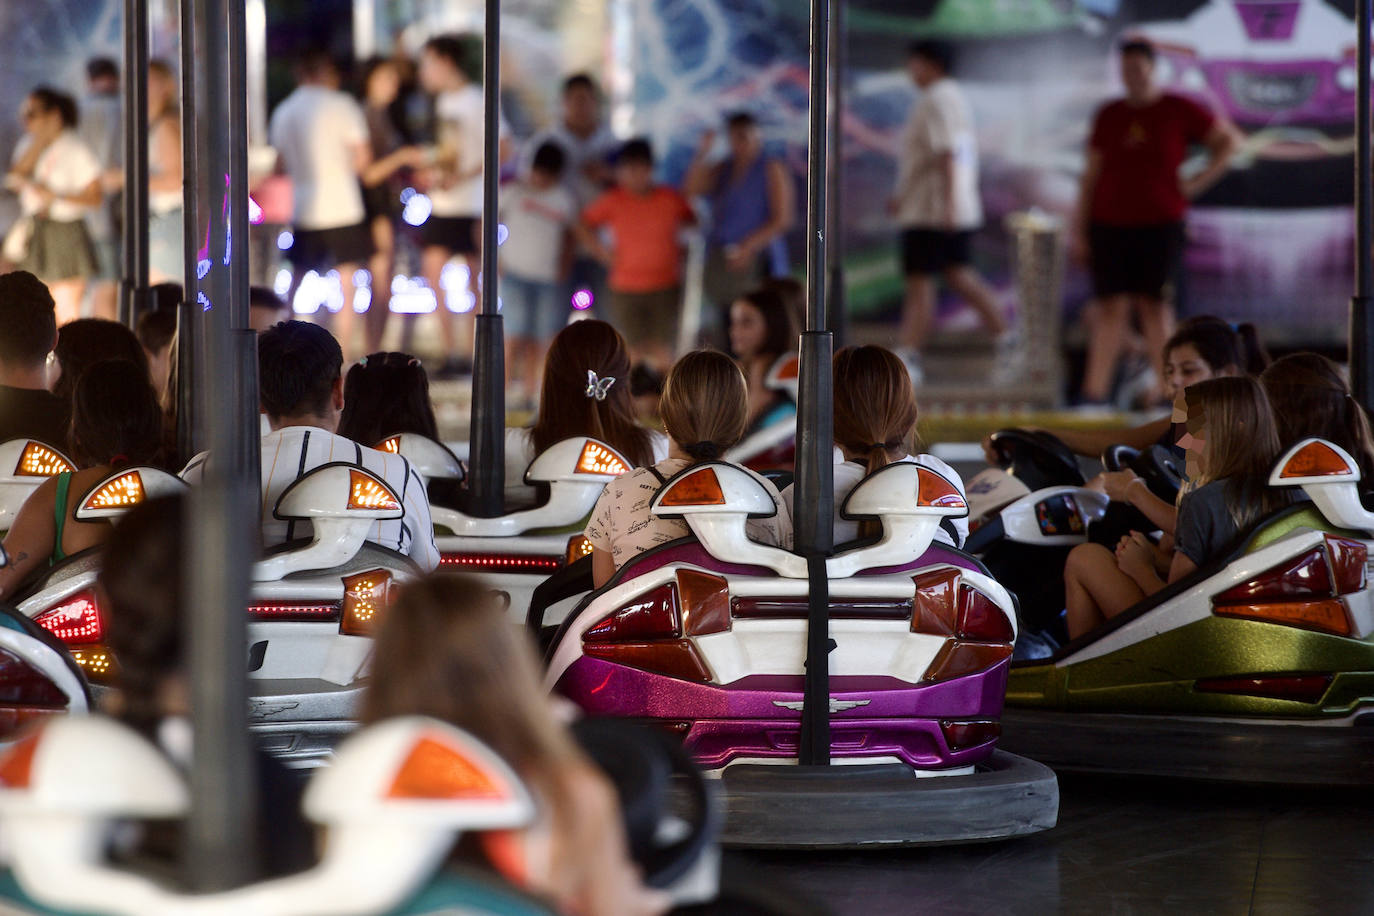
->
xmin=578 ymin=139 xmax=696 ymax=372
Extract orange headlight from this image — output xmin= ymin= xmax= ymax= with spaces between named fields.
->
xmin=341 ymin=569 xmax=394 ymax=636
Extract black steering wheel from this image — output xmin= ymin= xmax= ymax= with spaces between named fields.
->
xmin=1101 ymin=444 xmax=1140 ymax=473
xmin=570 ymin=718 xmax=719 ymax=889
xmin=988 ymin=429 xmax=1085 ymax=490
xmin=1133 ymin=444 xmax=1186 ymax=503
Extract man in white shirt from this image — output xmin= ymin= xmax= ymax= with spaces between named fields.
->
xmin=416 ymin=34 xmax=512 ymax=377
xmin=889 ymin=41 xmax=1006 ymax=381
xmin=518 ymin=74 xmax=619 ymax=316
xmin=268 ymin=52 xmax=374 ymax=361
xmin=182 ymin=320 xmax=439 ymax=572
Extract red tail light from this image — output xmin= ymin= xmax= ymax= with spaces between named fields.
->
xmin=581 ymin=583 xmax=712 ymax=682
xmin=584 ymin=584 xmax=680 ymax=643
xmin=1213 ymin=536 xmax=1366 ymax=636
xmin=439 ymin=552 xmax=563 ymax=573
xmin=33 ymin=591 xmax=103 ymax=646
xmin=247 ymin=603 xmax=340 ymax=621
xmin=1195 ymin=674 xmax=1332 ymax=703
xmin=957 ymin=585 xmax=1015 ymax=642
xmin=940 ymin=719 xmax=1001 ymax=752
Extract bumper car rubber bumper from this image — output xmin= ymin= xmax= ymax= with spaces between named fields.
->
xmin=715 ymin=750 xmax=1059 ymax=848
xmin=1001 ymin=708 xmax=1374 ymax=786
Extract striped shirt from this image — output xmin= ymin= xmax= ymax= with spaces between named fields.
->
xmin=182 ymin=425 xmax=439 ymax=571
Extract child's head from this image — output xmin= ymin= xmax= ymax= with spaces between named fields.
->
xmin=70 ymin=359 xmax=163 ymax=468
xmin=1179 ymin=375 xmax=1279 ymax=486
xmin=419 ymin=34 xmax=476 ymax=94
xmin=337 ymin=352 xmax=439 ymax=448
xmin=659 ymin=350 xmax=748 ymax=462
xmin=1261 ymin=352 xmax=1374 ymax=480
xmin=53 ymin=318 xmax=150 ymax=404
xmin=361 ymin=573 xmax=581 ymax=772
xmin=614 ymin=138 xmax=654 ymax=194
xmin=529 ymin=141 xmax=566 ymax=189
xmin=1162 ymin=316 xmax=1268 ymax=400
xmin=729 ymin=286 xmax=796 ymax=363
xmin=532 ymin=320 xmax=655 ymax=468
xmin=832 ymin=346 xmax=917 ymax=473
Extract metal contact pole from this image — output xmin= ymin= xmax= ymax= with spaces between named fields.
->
xmin=825 ymin=0 xmax=845 ymax=344
xmin=176 ymin=0 xmax=200 ymax=463
xmin=468 ymin=0 xmax=506 ymax=517
xmin=121 ymin=0 xmax=150 ymax=327
xmin=1352 ymin=0 xmax=1374 ymax=412
xmin=795 ymin=0 xmax=835 ymax=767
xmin=183 ymin=0 xmax=259 ymax=890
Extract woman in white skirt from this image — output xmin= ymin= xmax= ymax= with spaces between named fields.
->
xmin=5 ymin=87 xmax=101 ymax=325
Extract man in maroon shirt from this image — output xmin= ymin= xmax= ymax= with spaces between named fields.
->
xmin=1073 ymin=39 xmax=1239 ymax=406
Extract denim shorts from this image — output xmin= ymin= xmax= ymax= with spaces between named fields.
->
xmin=500 ymin=273 xmax=566 ymax=340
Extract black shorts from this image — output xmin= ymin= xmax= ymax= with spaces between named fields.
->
xmin=900 ymin=228 xmax=974 ymax=275
xmin=288 ymin=222 xmax=374 ymax=274
xmin=421 ymin=215 xmax=480 ymax=255
xmin=1089 ymin=222 xmax=1185 ymax=300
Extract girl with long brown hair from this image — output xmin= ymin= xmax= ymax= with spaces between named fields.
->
xmin=1261 ymin=352 xmax=1374 ymax=483
xmin=728 ymin=285 xmax=797 ymax=433
xmin=584 ymin=349 xmax=789 ymax=586
xmin=362 ymin=574 xmax=667 ymax=916
xmin=507 ymin=320 xmax=664 ymax=502
xmin=1063 ymin=376 xmax=1289 ymax=639
xmin=782 ymin=345 xmax=966 ymax=547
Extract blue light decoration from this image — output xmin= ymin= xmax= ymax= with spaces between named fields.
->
xmin=197 ymin=259 xmax=212 ymax=280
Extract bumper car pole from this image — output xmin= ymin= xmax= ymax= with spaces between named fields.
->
xmin=181 ymin=0 xmax=261 ymax=890
xmin=795 ymin=0 xmax=836 ymax=766
xmin=1351 ymin=0 xmax=1374 ymax=412
xmin=175 ymin=0 xmax=202 ymax=463
xmin=120 ymin=0 xmax=153 ymax=328
xmin=467 ymin=0 xmax=506 ymax=519
xmin=824 ymin=0 xmax=845 ymax=346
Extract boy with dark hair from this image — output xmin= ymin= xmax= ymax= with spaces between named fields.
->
xmin=417 ymin=33 xmax=512 ymax=377
xmin=0 ymin=270 xmax=68 ymax=447
xmin=578 ymin=139 xmax=696 ymax=372
xmin=499 ymin=142 xmax=577 ymax=400
xmin=181 ymin=320 xmax=438 ymax=570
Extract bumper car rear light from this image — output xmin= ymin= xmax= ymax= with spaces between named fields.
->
xmin=69 ymin=646 xmax=118 ymax=684
xmin=341 ymin=570 xmax=394 ymax=636
xmin=583 ymin=640 xmax=712 ymax=682
xmin=924 ymin=641 xmax=1012 ymax=682
xmin=1213 ymin=599 xmax=1352 ymax=636
xmin=1215 ymin=537 xmax=1367 ymax=604
xmin=1195 ymin=673 xmax=1333 ymax=703
xmin=439 ymin=552 xmax=563 ymax=573
xmin=33 ymin=591 xmax=103 ymax=646
xmin=584 ymin=583 xmax=680 ymax=642
xmin=958 ymin=585 xmax=1015 ymax=643
xmin=732 ymin=597 xmax=912 ymax=621
xmin=912 ymin=569 xmax=959 ymax=635
xmin=678 ymin=570 xmax=730 ymax=636
xmin=940 ymin=719 xmax=1001 ymax=752
xmin=565 ymin=535 xmax=593 ymax=566
xmin=1324 ymin=535 xmax=1367 ymax=595
xmin=247 ymin=602 xmax=340 ymax=622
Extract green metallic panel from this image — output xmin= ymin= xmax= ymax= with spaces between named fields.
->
xmin=1243 ymin=508 xmax=1359 ymax=552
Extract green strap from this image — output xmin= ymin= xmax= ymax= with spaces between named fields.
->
xmin=51 ymin=472 xmax=70 ymax=565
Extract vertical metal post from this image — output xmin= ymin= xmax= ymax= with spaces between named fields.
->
xmin=176 ymin=0 xmax=201 ymax=463
xmin=468 ymin=0 xmax=506 ymax=517
xmin=121 ymin=0 xmax=151 ymax=328
xmin=1352 ymin=0 xmax=1374 ymax=412
xmin=795 ymin=0 xmax=835 ymax=767
xmin=825 ymin=0 xmax=845 ymax=344
xmin=182 ymin=0 xmax=259 ymax=890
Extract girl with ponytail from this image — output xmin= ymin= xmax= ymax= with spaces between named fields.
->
xmin=782 ymin=345 xmax=967 ymax=547
xmin=585 ymin=349 xmax=789 ymax=586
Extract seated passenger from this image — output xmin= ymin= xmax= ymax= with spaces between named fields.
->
xmin=98 ymin=495 xmax=315 ymax=878
xmin=585 ymin=349 xmax=789 ymax=587
xmin=987 ymin=316 xmax=1266 ymax=463
xmin=336 ymin=351 xmax=440 ymax=447
xmin=0 ymin=359 xmax=162 ymax=598
xmin=1063 ymin=377 xmax=1289 ymax=640
xmin=1261 ymin=352 xmax=1374 ymax=482
xmin=781 ymin=345 xmax=966 ymax=549
xmin=0 ymin=270 xmax=69 ymax=449
xmin=508 ymin=320 xmax=666 ymax=504
xmin=362 ymin=573 xmax=668 ymax=916
xmin=181 ymin=320 xmax=439 ymax=571
xmin=728 ymin=285 xmax=797 ymax=435
xmin=135 ymin=305 xmax=177 ymax=401
xmin=51 ymin=317 xmax=149 ymax=404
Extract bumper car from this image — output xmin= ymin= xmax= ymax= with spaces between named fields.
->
xmin=14 ymin=463 xmax=418 ymax=767
xmin=542 ymin=460 xmax=1059 ymax=848
xmin=0 ymin=715 xmax=561 ymax=915
xmin=724 ymin=354 xmax=799 ymax=473
xmin=0 ymin=439 xmax=75 ymax=535
xmin=381 ymin=433 xmax=630 ymax=626
xmin=1000 ymin=438 xmax=1374 ymax=785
